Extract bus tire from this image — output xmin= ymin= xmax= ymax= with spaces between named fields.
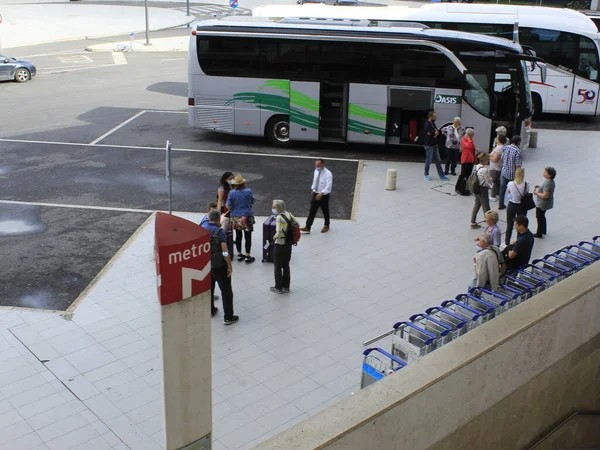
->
xmin=265 ymin=115 xmax=290 ymax=146
xmin=532 ymin=94 xmax=542 ymax=120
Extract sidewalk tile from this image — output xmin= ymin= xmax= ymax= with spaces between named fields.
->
xmin=0 ymin=420 xmax=33 ymax=446
xmin=43 ymin=358 xmax=79 ymax=381
xmin=0 ymin=431 xmax=42 ymax=450
xmin=17 ymin=392 xmax=68 ymax=419
xmin=105 ymin=415 xmax=147 ymax=446
xmin=45 ymin=424 xmax=98 ymax=450
xmin=83 ymin=394 xmax=122 ymax=422
xmin=64 ymin=375 xmax=101 ymax=401
xmin=25 ymin=402 xmax=80 ymax=431
xmin=36 ymin=413 xmax=88 ymax=442
xmin=256 ymin=403 xmax=304 ymax=431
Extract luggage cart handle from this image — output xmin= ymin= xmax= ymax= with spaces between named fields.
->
xmin=426 ymin=306 xmax=468 ymax=326
xmin=440 ymin=300 xmax=482 ymax=320
xmin=363 ymin=348 xmax=407 ymax=367
xmin=362 ymin=329 xmax=394 ymax=347
xmin=469 ymin=286 xmax=511 ymax=302
xmin=392 ymin=321 xmax=437 ymax=340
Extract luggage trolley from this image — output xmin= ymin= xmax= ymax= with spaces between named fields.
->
xmin=390 ymin=321 xmax=437 ymax=363
xmin=500 ymin=275 xmax=535 ymax=302
xmin=520 ymin=264 xmax=561 ymax=287
xmin=553 ymin=248 xmax=594 ymax=271
xmin=544 ymin=250 xmax=587 ymax=275
xmin=454 ymin=294 xmax=496 ymax=323
xmin=532 ymin=257 xmax=572 ymax=281
xmin=469 ymin=287 xmax=514 ymax=313
xmin=558 ymin=246 xmax=598 ymax=265
xmin=361 ymin=348 xmax=407 ymax=389
xmin=512 ymin=269 xmax=547 ymax=296
xmin=425 ymin=306 xmax=469 ymax=339
xmin=575 ymin=242 xmax=600 ymax=261
xmin=409 ymin=313 xmax=454 ymax=347
xmin=440 ymin=300 xmax=484 ymax=330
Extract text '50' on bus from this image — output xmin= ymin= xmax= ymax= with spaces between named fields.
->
xmin=188 ymin=17 xmax=539 ymax=149
xmin=254 ymin=3 xmax=600 ymax=117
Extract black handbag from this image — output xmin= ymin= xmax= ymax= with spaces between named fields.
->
xmin=520 ymin=183 xmax=536 ymax=211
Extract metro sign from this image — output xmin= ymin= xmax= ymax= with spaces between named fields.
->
xmin=155 ymin=212 xmax=211 ymax=306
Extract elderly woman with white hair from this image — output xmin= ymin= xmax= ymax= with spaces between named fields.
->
xmin=441 ymin=117 xmax=465 ymax=176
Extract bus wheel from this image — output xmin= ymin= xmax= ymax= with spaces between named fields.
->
xmin=266 ymin=115 xmax=290 ymax=146
xmin=532 ymin=94 xmax=542 ymax=120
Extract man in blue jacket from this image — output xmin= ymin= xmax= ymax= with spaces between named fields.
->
xmin=423 ymin=110 xmax=450 ymax=182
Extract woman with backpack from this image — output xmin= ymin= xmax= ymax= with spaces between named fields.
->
xmin=455 ymin=128 xmax=478 ymax=196
xmin=226 ymin=174 xmax=256 ymax=263
xmin=469 ymin=153 xmax=492 ymax=229
xmin=270 ymin=199 xmax=299 ymax=294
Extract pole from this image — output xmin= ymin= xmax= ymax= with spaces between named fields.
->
xmin=186 ymin=0 xmax=190 ymax=16
xmin=145 ymin=0 xmax=151 ymax=46
xmin=166 ymin=140 xmax=173 ymax=214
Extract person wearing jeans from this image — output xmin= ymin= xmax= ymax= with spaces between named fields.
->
xmin=499 ymin=135 xmax=523 ymax=210
xmin=300 ymin=158 xmax=333 ymax=234
xmin=270 ymin=199 xmax=298 ymax=294
xmin=423 ymin=110 xmax=450 ymax=182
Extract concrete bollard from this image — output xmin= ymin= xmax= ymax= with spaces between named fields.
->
xmin=386 ymin=168 xmax=397 ymax=191
xmin=529 ymin=131 xmax=538 ymax=148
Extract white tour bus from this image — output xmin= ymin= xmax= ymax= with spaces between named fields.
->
xmin=254 ymin=3 xmax=600 ymax=116
xmin=188 ymin=17 xmax=537 ymax=149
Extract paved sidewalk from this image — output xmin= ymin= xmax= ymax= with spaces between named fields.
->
xmin=0 ymin=129 xmax=599 ymax=450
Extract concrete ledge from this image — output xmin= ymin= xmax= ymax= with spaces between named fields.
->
xmin=252 ymin=261 xmax=600 ymax=449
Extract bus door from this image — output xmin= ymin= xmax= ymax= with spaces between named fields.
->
xmin=570 ymin=76 xmax=599 ymax=115
xmin=289 ymin=81 xmax=320 ymax=142
xmin=319 ymin=81 xmax=348 ymax=143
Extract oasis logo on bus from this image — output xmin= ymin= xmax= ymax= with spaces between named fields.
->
xmin=576 ymin=89 xmax=596 ymax=104
xmin=435 ymin=94 xmax=461 ymax=105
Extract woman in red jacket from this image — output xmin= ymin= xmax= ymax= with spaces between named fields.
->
xmin=455 ymin=128 xmax=478 ymax=196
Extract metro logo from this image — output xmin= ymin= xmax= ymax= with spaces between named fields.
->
xmin=155 ymin=212 xmax=211 ymax=306
xmin=435 ymin=94 xmax=460 ymax=104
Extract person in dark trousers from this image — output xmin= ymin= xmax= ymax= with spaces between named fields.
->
xmin=201 ymin=210 xmax=238 ymax=325
xmin=499 ymin=135 xmax=523 ymax=210
xmin=456 ymin=128 xmax=478 ymax=195
xmin=441 ymin=117 xmax=465 ymax=176
xmin=226 ymin=174 xmax=256 ymax=263
xmin=505 ymin=215 xmax=535 ymax=271
xmin=300 ymin=158 xmax=333 ymax=234
xmin=270 ymin=199 xmax=298 ymax=294
xmin=217 ymin=171 xmax=234 ymax=213
xmin=423 ymin=110 xmax=450 ymax=182
xmin=199 ymin=201 xmax=220 ymax=314
xmin=533 ymin=167 xmax=557 ymax=238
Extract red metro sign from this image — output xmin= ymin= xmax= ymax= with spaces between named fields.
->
xmin=154 ymin=212 xmax=211 ymax=306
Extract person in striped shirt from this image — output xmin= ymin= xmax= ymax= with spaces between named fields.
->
xmin=499 ymin=135 xmax=523 ymax=210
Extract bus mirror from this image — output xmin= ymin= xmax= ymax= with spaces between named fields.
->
xmin=538 ymin=62 xmax=547 ymax=84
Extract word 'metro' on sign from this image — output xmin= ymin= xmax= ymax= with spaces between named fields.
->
xmin=168 ymin=242 xmax=211 ymax=265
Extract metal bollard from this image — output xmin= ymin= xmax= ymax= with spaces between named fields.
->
xmin=386 ymin=168 xmax=397 ymax=191
xmin=529 ymin=131 xmax=538 ymax=148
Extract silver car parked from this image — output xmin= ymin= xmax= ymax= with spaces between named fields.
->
xmin=0 ymin=54 xmax=36 ymax=83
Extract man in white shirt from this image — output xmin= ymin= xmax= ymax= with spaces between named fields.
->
xmin=300 ymin=158 xmax=333 ymax=234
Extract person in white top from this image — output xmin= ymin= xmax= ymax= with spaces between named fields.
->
xmin=488 ymin=134 xmax=507 ymax=202
xmin=470 ymin=153 xmax=492 ymax=229
xmin=300 ymin=158 xmax=333 ymax=234
xmin=505 ymin=166 xmax=529 ymax=246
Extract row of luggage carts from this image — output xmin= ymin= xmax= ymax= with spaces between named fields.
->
xmin=359 ymin=237 xmax=600 ymax=389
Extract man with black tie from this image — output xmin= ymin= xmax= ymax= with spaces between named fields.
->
xmin=300 ymin=158 xmax=333 ymax=234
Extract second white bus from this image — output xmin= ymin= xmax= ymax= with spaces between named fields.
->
xmin=254 ymin=3 xmax=600 ymax=116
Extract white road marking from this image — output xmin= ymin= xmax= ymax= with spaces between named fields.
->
xmin=147 ymin=110 xmax=187 ymax=114
xmin=89 ymin=110 xmax=147 ymax=145
xmin=38 ymin=64 xmax=117 ymax=75
xmin=112 ymin=52 xmax=128 ymax=65
xmin=160 ymin=58 xmax=186 ymax=62
xmin=58 ymin=55 xmax=93 ymax=64
xmin=15 ymin=50 xmax=90 ymax=58
xmin=0 ymin=199 xmax=153 ymax=213
xmin=0 ymin=138 xmax=360 ymax=162
xmin=38 ymin=65 xmax=96 ymax=71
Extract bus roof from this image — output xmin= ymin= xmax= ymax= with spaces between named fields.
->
xmin=194 ymin=16 xmax=524 ymax=53
xmin=252 ymin=3 xmax=599 ymax=37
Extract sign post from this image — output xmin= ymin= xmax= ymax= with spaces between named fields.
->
xmin=166 ymin=140 xmax=172 ymax=214
xmin=155 ymin=212 xmax=212 ymax=450
xmin=229 ymin=0 xmax=238 ymax=14
xmin=129 ymin=32 xmax=135 ymax=52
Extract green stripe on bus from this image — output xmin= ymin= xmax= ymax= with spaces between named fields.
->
xmin=348 ymin=104 xmax=387 ymax=122
xmin=347 ymin=119 xmax=386 ymax=137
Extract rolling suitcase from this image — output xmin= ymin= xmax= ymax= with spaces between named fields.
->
xmin=262 ymin=215 xmax=277 ymax=263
